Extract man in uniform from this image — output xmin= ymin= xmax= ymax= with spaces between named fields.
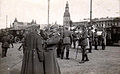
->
xmin=101 ymin=29 xmax=106 ymax=50
xmin=72 ymin=31 xmax=77 ymax=49
xmin=79 ymin=27 xmax=89 ymax=63
xmin=21 ymin=26 xmax=44 ymax=74
xmin=88 ymin=27 xmax=93 ymax=53
xmin=8 ymin=34 xmax=14 ymax=48
xmin=61 ymin=27 xmax=72 ymax=59
xmin=94 ymin=29 xmax=98 ymax=50
xmin=1 ymin=32 xmax=10 ymax=57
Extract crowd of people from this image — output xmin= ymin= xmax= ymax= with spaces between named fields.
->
xmin=0 ymin=25 xmax=106 ymax=74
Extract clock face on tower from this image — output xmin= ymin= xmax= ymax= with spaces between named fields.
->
xmin=65 ymin=7 xmax=69 ymax=12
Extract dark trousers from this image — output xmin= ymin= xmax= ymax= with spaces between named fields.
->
xmin=73 ymin=40 xmax=76 ymax=48
xmin=81 ymin=46 xmax=89 ymax=61
xmin=89 ymin=42 xmax=92 ymax=52
xmin=2 ymin=47 xmax=8 ymax=57
xmin=10 ymin=43 xmax=14 ymax=48
xmin=94 ymin=41 xmax=98 ymax=50
xmin=102 ymin=39 xmax=105 ymax=50
xmin=61 ymin=44 xmax=70 ymax=59
xmin=57 ymin=46 xmax=62 ymax=58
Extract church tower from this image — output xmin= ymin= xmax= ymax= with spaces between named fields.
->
xmin=63 ymin=1 xmax=71 ymax=27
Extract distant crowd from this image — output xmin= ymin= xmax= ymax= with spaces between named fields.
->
xmin=0 ymin=25 xmax=106 ymax=74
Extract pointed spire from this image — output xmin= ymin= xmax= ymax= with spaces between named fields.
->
xmin=66 ymin=1 xmax=69 ymax=7
xmin=14 ymin=17 xmax=18 ymax=22
xmin=65 ymin=1 xmax=69 ymax=12
xmin=31 ymin=19 xmax=34 ymax=24
xmin=55 ymin=21 xmax=57 ymax=25
xmin=64 ymin=1 xmax=70 ymax=17
xmin=34 ymin=20 xmax=36 ymax=24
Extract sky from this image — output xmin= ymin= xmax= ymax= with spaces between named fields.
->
xmin=0 ymin=0 xmax=119 ymax=29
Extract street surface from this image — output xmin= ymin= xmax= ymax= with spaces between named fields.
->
xmin=0 ymin=43 xmax=120 ymax=74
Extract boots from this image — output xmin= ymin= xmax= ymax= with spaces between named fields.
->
xmin=61 ymin=52 xmax=64 ymax=59
xmin=66 ymin=51 xmax=69 ymax=59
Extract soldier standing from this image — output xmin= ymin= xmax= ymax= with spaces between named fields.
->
xmin=8 ymin=34 xmax=14 ymax=48
xmin=94 ymin=29 xmax=98 ymax=50
xmin=21 ymin=26 xmax=44 ymax=74
xmin=79 ymin=27 xmax=89 ymax=63
xmin=1 ymin=32 xmax=10 ymax=58
xmin=101 ymin=29 xmax=106 ymax=50
xmin=61 ymin=27 xmax=72 ymax=59
xmin=88 ymin=27 xmax=93 ymax=53
xmin=72 ymin=31 xmax=77 ymax=49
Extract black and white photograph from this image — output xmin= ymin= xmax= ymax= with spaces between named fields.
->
xmin=0 ymin=0 xmax=120 ymax=74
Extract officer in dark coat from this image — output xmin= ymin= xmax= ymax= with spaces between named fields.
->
xmin=45 ymin=33 xmax=61 ymax=74
xmin=21 ymin=26 xmax=44 ymax=74
xmin=79 ymin=27 xmax=89 ymax=63
xmin=1 ymin=32 xmax=10 ymax=58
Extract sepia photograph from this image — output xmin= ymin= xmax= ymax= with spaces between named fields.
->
xmin=0 ymin=0 xmax=120 ymax=74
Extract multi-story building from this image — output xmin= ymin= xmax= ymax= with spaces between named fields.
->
xmin=10 ymin=18 xmax=40 ymax=42
xmin=63 ymin=1 xmax=120 ymax=30
xmin=92 ymin=17 xmax=120 ymax=28
xmin=12 ymin=18 xmax=40 ymax=30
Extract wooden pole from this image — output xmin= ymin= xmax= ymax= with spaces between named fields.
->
xmin=6 ymin=15 xmax=8 ymax=28
xmin=48 ymin=0 xmax=50 ymax=29
xmin=90 ymin=0 xmax=92 ymax=26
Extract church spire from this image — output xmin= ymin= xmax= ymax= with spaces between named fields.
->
xmin=64 ymin=1 xmax=70 ymax=17
xmin=14 ymin=17 xmax=18 ymax=22
xmin=63 ymin=1 xmax=71 ymax=27
xmin=65 ymin=1 xmax=69 ymax=12
xmin=66 ymin=1 xmax=68 ymax=7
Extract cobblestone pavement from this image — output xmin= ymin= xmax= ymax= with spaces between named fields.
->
xmin=0 ymin=43 xmax=120 ymax=74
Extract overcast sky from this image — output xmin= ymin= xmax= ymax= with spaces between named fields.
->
xmin=0 ymin=0 xmax=119 ymax=29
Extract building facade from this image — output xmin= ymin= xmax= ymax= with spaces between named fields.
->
xmin=10 ymin=18 xmax=40 ymax=42
xmin=63 ymin=1 xmax=120 ymax=30
xmin=12 ymin=18 xmax=40 ymax=30
xmin=92 ymin=17 xmax=120 ymax=28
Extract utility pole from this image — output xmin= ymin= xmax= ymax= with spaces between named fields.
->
xmin=90 ymin=0 xmax=92 ymax=26
xmin=48 ymin=0 xmax=50 ymax=29
xmin=6 ymin=15 xmax=8 ymax=28
xmin=119 ymin=0 xmax=120 ymax=17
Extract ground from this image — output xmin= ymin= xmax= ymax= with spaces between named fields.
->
xmin=0 ymin=43 xmax=120 ymax=74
